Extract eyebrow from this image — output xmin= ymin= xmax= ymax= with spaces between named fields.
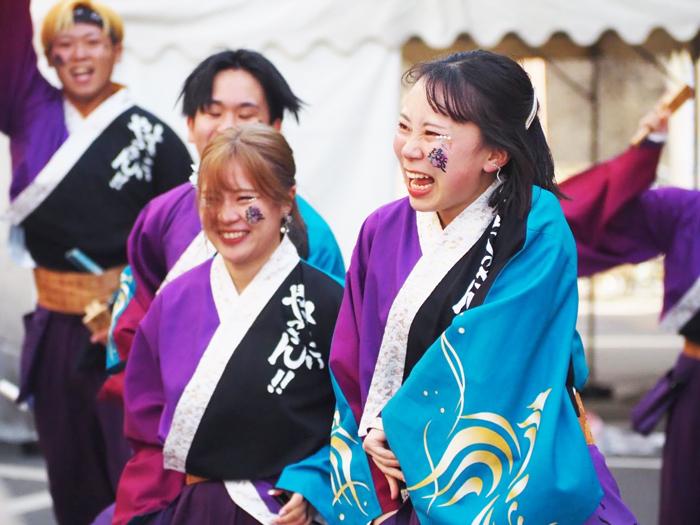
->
xmin=398 ymin=112 xmax=448 ymax=130
xmin=206 ymin=100 xmax=261 ymax=110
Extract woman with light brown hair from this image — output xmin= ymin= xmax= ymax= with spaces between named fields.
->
xmin=114 ymin=124 xmax=343 ymax=525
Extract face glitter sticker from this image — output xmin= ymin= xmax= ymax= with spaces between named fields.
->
xmin=245 ymin=205 xmax=265 ymax=224
xmin=436 ymin=134 xmax=453 ymax=151
xmin=428 ymin=148 xmax=448 ymax=172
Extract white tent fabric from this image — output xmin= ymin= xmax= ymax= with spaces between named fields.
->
xmin=36 ymin=0 xmax=700 ymax=58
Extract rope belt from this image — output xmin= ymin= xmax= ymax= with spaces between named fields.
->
xmin=575 ymin=392 xmax=595 ymax=445
xmin=683 ymin=338 xmax=700 ymax=360
xmin=33 ymin=265 xmax=124 ymax=315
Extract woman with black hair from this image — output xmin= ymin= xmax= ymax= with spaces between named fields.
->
xmin=325 ymin=51 xmax=638 ymax=524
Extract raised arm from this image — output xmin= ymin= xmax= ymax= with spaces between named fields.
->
xmin=1 ymin=0 xmax=66 ymax=198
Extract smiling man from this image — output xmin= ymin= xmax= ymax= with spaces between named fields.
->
xmin=0 ymin=1 xmax=191 ymax=524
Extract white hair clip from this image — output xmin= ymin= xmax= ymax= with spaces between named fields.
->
xmin=525 ymin=88 xmax=538 ymax=130
xmin=189 ymin=163 xmax=199 ymax=188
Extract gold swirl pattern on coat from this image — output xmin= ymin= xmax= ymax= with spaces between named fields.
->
xmin=407 ymin=333 xmax=554 ymax=524
xmin=330 ymin=411 xmax=371 ymax=516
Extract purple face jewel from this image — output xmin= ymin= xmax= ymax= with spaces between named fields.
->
xmin=245 ymin=206 xmax=265 ymax=224
xmin=428 ymin=148 xmax=448 ymax=172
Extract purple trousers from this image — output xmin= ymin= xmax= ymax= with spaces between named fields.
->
xmin=145 ymin=479 xmax=283 ymax=525
xmin=21 ymin=307 xmax=131 ymax=525
xmin=386 ymin=445 xmax=638 ymax=524
xmin=659 ymin=353 xmax=700 ymax=525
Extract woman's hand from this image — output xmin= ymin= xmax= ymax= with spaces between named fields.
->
xmin=269 ymin=489 xmax=314 ymax=525
xmin=363 ymin=428 xmax=404 ymax=500
xmin=89 ymin=327 xmax=109 ymax=346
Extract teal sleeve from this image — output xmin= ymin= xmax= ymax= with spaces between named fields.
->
xmin=297 ymin=196 xmax=346 ymax=284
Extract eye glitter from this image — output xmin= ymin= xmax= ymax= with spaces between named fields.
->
xmin=436 ymin=134 xmax=453 ymax=151
xmin=428 ymin=148 xmax=448 ymax=172
xmin=245 ymin=206 xmax=265 ymax=224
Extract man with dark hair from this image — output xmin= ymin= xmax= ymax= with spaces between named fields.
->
xmin=0 ymin=1 xmax=192 ymax=523
xmin=99 ymin=49 xmax=345 ymax=403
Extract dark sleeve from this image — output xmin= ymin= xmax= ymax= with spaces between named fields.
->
xmin=0 ymin=0 xmax=57 ymax=136
xmin=150 ymin=123 xmax=192 ymax=196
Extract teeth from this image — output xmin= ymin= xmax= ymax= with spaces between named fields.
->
xmin=409 ymin=178 xmax=434 ymax=189
xmin=406 ymin=171 xmax=432 ymax=180
xmin=221 ymin=231 xmax=247 ymax=239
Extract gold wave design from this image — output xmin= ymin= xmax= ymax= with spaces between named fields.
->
xmin=407 ymin=334 xmax=553 ymax=524
xmin=330 ymin=410 xmax=370 ymax=516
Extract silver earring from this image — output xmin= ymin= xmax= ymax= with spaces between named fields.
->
xmin=493 ymin=164 xmax=503 ymax=183
xmin=280 ymin=213 xmax=292 ymax=234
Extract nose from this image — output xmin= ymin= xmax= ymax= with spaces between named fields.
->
xmin=73 ymin=42 xmax=88 ymax=60
xmin=216 ymin=201 xmax=243 ymax=224
xmin=216 ymin=112 xmax=237 ymax=133
xmin=401 ymin=133 xmax=424 ymax=161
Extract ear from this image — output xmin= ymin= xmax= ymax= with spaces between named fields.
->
xmin=271 ymin=118 xmax=282 ymax=132
xmin=484 ymin=148 xmax=510 ymax=173
xmin=286 ymin=186 xmax=297 ymax=214
xmin=113 ymin=42 xmax=123 ymax=64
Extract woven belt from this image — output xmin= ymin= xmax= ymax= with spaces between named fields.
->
xmin=575 ymin=392 xmax=595 ymax=445
xmin=34 ymin=265 xmax=125 ymax=315
xmin=683 ymin=339 xmax=700 ymax=360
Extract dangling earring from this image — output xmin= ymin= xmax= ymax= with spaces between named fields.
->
xmin=493 ymin=163 xmax=503 ymax=183
xmin=280 ymin=213 xmax=292 ymax=234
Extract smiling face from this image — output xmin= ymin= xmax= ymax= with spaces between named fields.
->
xmin=394 ymin=79 xmax=506 ymax=227
xmin=199 ymin=159 xmax=291 ymax=290
xmin=49 ymin=23 xmax=121 ymax=115
xmin=187 ymin=69 xmax=281 ymax=157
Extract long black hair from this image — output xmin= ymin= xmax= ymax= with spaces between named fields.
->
xmin=404 ymin=50 xmax=562 ymax=219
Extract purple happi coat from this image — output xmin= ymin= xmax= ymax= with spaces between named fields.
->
xmin=561 ymin=141 xmax=700 ymax=525
xmin=115 ymin=237 xmax=342 ymax=525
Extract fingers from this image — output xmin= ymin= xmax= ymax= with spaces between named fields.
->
xmin=363 ymin=430 xmax=400 ymax=466
xmin=371 ymin=457 xmax=405 ymax=482
xmin=273 ymin=492 xmax=312 ymax=525
xmin=385 ymin=471 xmax=399 ymax=501
xmin=89 ymin=328 xmax=109 ymax=346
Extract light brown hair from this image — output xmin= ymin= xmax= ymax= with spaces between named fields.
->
xmin=198 ymin=124 xmax=308 ymax=256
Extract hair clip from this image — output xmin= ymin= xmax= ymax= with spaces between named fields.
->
xmin=525 ymin=88 xmax=538 ymax=130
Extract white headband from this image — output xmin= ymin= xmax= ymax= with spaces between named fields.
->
xmin=525 ymin=87 xmax=538 ymax=130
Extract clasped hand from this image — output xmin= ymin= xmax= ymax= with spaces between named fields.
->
xmin=363 ymin=428 xmax=404 ymax=500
